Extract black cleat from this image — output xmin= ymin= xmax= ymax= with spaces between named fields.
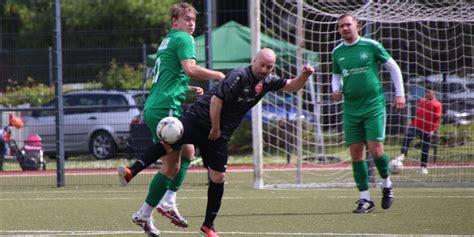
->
xmin=381 ymin=187 xmax=394 ymax=209
xmin=353 ymin=199 xmax=375 ymax=213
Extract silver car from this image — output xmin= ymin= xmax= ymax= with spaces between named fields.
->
xmin=23 ymin=90 xmax=145 ymax=159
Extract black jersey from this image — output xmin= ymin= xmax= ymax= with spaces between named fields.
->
xmin=186 ymin=65 xmax=287 ymax=140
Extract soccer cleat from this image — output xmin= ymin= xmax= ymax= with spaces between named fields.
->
xmin=199 ymin=225 xmax=219 ymax=237
xmin=132 ymin=212 xmax=160 ymax=237
xmin=190 ymin=157 xmax=203 ymax=167
xmin=117 ymin=165 xmax=133 ymax=186
xmin=420 ymin=167 xmax=429 ymax=175
xmin=381 ymin=187 xmax=394 ymax=209
xmin=156 ymin=202 xmax=188 ymax=228
xmin=352 ymin=199 xmax=375 ymax=213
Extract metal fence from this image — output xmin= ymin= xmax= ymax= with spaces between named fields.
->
xmin=0 ymin=0 xmax=248 ymax=187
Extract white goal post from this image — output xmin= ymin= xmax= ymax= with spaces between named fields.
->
xmin=252 ymin=0 xmax=474 ymax=189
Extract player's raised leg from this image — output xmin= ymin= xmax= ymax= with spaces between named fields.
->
xmin=156 ymin=144 xmax=194 ymax=228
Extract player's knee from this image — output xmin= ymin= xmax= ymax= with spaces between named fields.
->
xmin=181 ymin=144 xmax=195 ymax=160
xmin=208 ymin=171 xmax=225 ymax=183
xmin=160 ymin=165 xmax=180 ymax=178
xmin=370 ymin=150 xmax=384 ymax=159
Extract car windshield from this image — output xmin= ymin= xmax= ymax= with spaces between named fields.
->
xmin=446 ymin=101 xmax=474 ymax=111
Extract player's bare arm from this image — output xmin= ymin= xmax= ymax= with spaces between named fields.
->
xmin=331 ymin=74 xmax=342 ymax=101
xmin=188 ymin=86 xmax=204 ymax=96
xmin=282 ymin=64 xmax=315 ymax=92
xmin=181 ymin=59 xmax=225 ymax=81
xmin=394 ymin=96 xmax=406 ymax=112
xmin=332 ymin=91 xmax=342 ymax=101
xmin=208 ymin=95 xmax=223 ymax=140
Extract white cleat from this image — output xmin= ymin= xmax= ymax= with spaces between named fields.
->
xmin=156 ymin=202 xmax=188 ymax=228
xmin=132 ymin=212 xmax=160 ymax=237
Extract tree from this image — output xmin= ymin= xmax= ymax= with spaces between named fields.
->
xmin=2 ymin=0 xmax=178 ymax=49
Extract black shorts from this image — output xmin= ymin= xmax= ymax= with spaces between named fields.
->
xmin=176 ymin=115 xmax=229 ymax=173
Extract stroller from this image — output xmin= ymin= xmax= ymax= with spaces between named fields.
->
xmin=0 ymin=114 xmax=46 ymax=171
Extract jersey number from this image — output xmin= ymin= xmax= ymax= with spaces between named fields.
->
xmin=152 ymin=57 xmax=161 ymax=84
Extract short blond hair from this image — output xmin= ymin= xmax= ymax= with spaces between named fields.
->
xmin=169 ymin=2 xmax=198 ymax=21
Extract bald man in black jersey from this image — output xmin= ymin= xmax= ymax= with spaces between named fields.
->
xmin=133 ymin=48 xmax=314 ymax=237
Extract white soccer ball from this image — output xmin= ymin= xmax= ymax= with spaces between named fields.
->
xmin=156 ymin=117 xmax=184 ymax=144
xmin=389 ymin=159 xmax=404 ymax=174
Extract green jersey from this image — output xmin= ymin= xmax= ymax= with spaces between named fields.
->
xmin=332 ymin=37 xmax=391 ymax=115
xmin=144 ymin=29 xmax=196 ymax=115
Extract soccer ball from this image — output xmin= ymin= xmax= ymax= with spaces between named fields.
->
xmin=389 ymin=159 xmax=404 ymax=174
xmin=156 ymin=117 xmax=184 ymax=144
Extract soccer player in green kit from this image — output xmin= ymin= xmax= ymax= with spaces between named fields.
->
xmin=117 ymin=3 xmax=225 ymax=236
xmin=331 ymin=13 xmax=406 ymax=213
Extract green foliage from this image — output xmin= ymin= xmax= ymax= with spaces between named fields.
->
xmin=97 ymin=60 xmax=148 ymax=90
xmin=0 ymin=80 xmax=54 ymax=107
xmin=228 ymin=120 xmax=253 ymax=154
xmin=0 ymin=79 xmax=102 ymax=107
xmin=3 ymin=0 xmax=178 ymax=48
xmin=438 ymin=122 xmax=474 ymax=146
xmin=3 ymin=0 xmax=53 ymax=48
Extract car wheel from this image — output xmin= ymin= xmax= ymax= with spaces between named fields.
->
xmin=89 ymin=131 xmax=117 ymax=160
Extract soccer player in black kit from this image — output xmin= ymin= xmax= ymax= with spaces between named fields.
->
xmin=132 ymin=48 xmax=314 ymax=237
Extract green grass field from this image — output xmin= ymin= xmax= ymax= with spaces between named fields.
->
xmin=0 ymin=170 xmax=473 ymax=236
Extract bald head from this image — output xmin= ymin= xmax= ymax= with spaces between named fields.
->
xmin=252 ymin=48 xmax=276 ymax=80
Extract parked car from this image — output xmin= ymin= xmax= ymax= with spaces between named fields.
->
xmin=408 ymin=74 xmax=474 ymax=102
xmin=443 ymin=101 xmax=474 ymax=125
xmin=23 ymin=90 xmax=146 ymax=159
xmin=406 ymin=75 xmax=474 ymax=125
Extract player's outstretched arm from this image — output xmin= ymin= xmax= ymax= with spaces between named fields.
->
xmin=181 ymin=59 xmax=225 ymax=81
xmin=188 ymin=86 xmax=204 ymax=96
xmin=282 ymin=64 xmax=315 ymax=92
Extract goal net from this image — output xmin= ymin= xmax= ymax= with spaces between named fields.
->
xmin=253 ymin=0 xmax=474 ymax=188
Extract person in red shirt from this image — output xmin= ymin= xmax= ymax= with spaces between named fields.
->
xmin=395 ymin=86 xmax=442 ymax=174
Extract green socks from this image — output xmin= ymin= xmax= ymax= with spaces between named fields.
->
xmin=168 ymin=156 xmax=191 ymax=192
xmin=145 ymin=172 xmax=172 ymax=207
xmin=374 ymin=153 xmax=390 ymax=179
xmin=145 ymin=156 xmax=192 ymax=207
xmin=352 ymin=160 xmax=369 ymax=192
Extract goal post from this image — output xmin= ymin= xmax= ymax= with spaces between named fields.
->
xmin=252 ymin=0 xmax=474 ymax=189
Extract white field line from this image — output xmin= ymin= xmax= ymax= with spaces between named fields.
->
xmin=0 ymin=230 xmax=471 ymax=236
xmin=0 ymin=195 xmax=473 ymax=202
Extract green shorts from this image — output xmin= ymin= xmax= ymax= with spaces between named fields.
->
xmin=343 ymin=109 xmax=386 ymax=145
xmin=144 ymin=108 xmax=181 ymax=143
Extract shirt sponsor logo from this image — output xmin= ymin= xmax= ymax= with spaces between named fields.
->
xmin=158 ymin=38 xmax=170 ymax=50
xmin=342 ymin=69 xmax=349 ymax=77
xmin=349 ymin=66 xmax=369 ymax=75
